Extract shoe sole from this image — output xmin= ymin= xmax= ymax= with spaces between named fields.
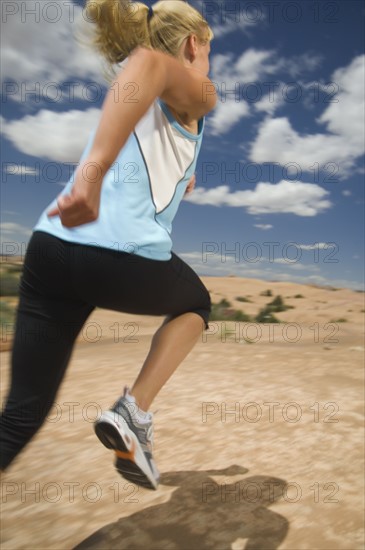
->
xmin=94 ymin=411 xmax=158 ymax=490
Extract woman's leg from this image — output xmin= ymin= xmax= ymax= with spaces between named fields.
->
xmin=73 ymin=248 xmax=211 ymax=412
xmin=69 ymin=243 xmax=210 ymax=487
xmin=1 ymin=233 xmax=210 ymax=472
xmin=131 ymin=251 xmax=211 ymax=410
xmin=131 ymin=312 xmax=204 ymax=411
xmin=76 ymin=249 xmax=210 ymax=411
xmin=0 ymin=232 xmax=94 ymax=470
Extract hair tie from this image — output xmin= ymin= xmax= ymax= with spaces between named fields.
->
xmin=147 ymin=6 xmax=154 ymax=21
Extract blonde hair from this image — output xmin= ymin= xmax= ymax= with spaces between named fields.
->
xmin=85 ymin=0 xmax=213 ymax=78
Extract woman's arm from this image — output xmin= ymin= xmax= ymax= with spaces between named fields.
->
xmin=87 ymin=46 xmax=216 ymax=173
xmin=48 ymin=47 xmax=216 ymax=227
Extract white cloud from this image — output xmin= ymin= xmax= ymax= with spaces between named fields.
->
xmin=233 ymin=49 xmax=278 ymax=82
xmin=1 ymin=108 xmax=101 ymax=162
xmin=191 ymin=0 xmax=264 ymax=38
xmin=251 ymin=117 xmax=348 ymax=167
xmin=211 ymin=13 xmax=261 ymax=39
xmin=1 ymin=1 xmax=106 ymax=104
xmin=318 ymin=56 xmax=364 ymax=141
xmin=178 ymin=251 xmax=363 ymax=290
xmin=208 ymin=49 xmax=322 ymax=136
xmin=3 ymin=164 xmax=40 ymax=176
xmin=254 ymin=84 xmax=286 ymax=116
xmin=271 ymin=260 xmax=321 ymax=272
xmin=279 ymin=53 xmax=323 ymax=79
xmin=250 ymin=55 xmax=365 ymax=177
xmin=298 ymin=243 xmax=337 ymax=251
xmin=207 ymin=49 xmax=279 ymax=135
xmin=342 ymin=190 xmax=352 ymax=196
xmin=211 ymin=50 xmax=322 ymax=88
xmin=207 ymin=98 xmax=250 ymax=136
xmin=304 ymin=274 xmax=364 ymax=291
xmin=179 ymin=251 xmax=266 ymax=279
xmin=185 ymin=180 xmax=332 ymax=216
xmin=254 ymin=224 xmax=273 ymax=230
xmin=0 ymin=222 xmax=32 ymax=237
xmin=212 ymin=49 xmax=277 ymax=86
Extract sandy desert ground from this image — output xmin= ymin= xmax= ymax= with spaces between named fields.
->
xmin=0 ymin=276 xmax=364 ymax=549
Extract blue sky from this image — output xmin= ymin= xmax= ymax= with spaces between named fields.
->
xmin=1 ymin=0 xmax=364 ymax=289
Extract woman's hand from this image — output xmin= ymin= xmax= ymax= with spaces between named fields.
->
xmin=185 ymin=174 xmax=196 ymax=196
xmin=47 ymin=160 xmax=104 ymax=228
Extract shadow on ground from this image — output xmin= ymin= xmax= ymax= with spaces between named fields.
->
xmin=75 ymin=465 xmax=288 ymax=550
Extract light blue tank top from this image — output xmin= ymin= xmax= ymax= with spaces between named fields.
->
xmin=34 ymin=99 xmax=205 ymax=260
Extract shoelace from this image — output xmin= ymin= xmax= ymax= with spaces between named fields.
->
xmin=121 ymin=386 xmax=157 ymax=450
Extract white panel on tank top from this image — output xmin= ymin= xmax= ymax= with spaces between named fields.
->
xmin=135 ymin=102 xmax=197 ymax=214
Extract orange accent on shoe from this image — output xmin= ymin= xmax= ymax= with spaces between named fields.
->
xmin=115 ymin=439 xmax=136 ymax=461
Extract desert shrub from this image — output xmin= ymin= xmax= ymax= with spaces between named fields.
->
xmin=260 ymin=289 xmax=272 ymax=297
xmin=0 ymin=273 xmax=21 ymax=296
xmin=267 ymin=295 xmax=294 ymax=312
xmin=229 ymin=310 xmax=251 ymax=322
xmin=236 ymin=296 xmax=252 ymax=303
xmin=294 ymin=294 xmax=304 ymax=298
xmin=255 ymin=307 xmax=280 ymax=323
xmin=5 ymin=264 xmax=23 ymax=274
xmin=210 ymin=299 xmax=251 ymax=322
xmin=0 ymin=300 xmax=16 ymax=329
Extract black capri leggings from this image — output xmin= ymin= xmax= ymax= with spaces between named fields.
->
xmin=0 ymin=231 xmax=211 ymax=470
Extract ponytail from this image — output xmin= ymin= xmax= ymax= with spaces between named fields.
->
xmin=85 ymin=0 xmax=213 ymax=79
xmin=85 ymin=1 xmax=151 ymax=67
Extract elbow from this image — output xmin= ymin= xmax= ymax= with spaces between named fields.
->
xmin=201 ymin=80 xmax=218 ymax=116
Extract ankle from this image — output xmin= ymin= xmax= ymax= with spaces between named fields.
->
xmin=129 ymin=386 xmax=153 ymax=412
xmin=124 ymin=387 xmax=150 ymax=419
xmin=133 ymin=397 xmax=151 ymax=415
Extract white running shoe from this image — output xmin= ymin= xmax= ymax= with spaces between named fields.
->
xmin=94 ymin=387 xmax=159 ymax=490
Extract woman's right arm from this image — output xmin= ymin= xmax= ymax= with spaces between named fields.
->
xmin=48 ymin=47 xmax=216 ymax=227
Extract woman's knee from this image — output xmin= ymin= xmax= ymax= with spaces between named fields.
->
xmin=0 ymin=396 xmax=54 ymax=470
xmin=190 ymin=285 xmax=211 ymax=330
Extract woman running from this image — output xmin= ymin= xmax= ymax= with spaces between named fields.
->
xmin=0 ymin=0 xmax=216 ymax=490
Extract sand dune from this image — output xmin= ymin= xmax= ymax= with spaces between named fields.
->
xmin=1 ymin=277 xmax=364 ymax=549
